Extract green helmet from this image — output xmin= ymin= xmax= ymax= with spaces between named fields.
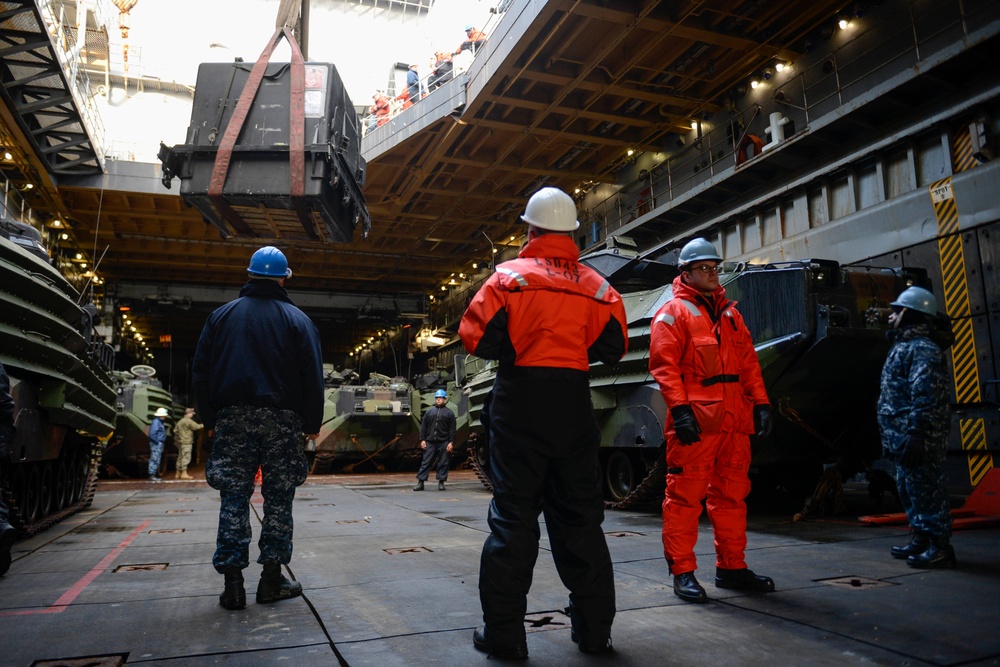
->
xmin=891 ymin=286 xmax=937 ymax=316
xmin=678 ymin=237 xmax=723 ymax=268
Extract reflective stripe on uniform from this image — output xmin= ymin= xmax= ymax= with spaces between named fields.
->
xmin=655 ymin=312 xmax=675 ymax=326
xmin=679 ymin=299 xmax=702 ymax=317
xmin=498 ymin=267 xmax=528 ymax=286
xmin=595 ymin=280 xmax=610 ymax=299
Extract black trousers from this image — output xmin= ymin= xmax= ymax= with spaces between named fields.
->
xmin=479 ymin=372 xmax=615 ymax=645
xmin=416 ymin=440 xmax=450 ymax=482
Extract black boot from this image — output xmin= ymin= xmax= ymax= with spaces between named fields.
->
xmin=715 ymin=567 xmax=775 ymax=593
xmin=472 ymin=625 xmax=528 ymax=660
xmin=907 ymin=537 xmax=957 ymax=569
xmin=438 ymin=481 xmax=445 ymax=491
xmin=566 ymin=602 xmax=613 ymax=654
xmin=891 ymin=532 xmax=930 ymax=559
xmin=673 ymin=571 xmax=707 ymax=603
xmin=412 ymin=480 xmax=424 ymax=491
xmin=571 ymin=629 xmax=613 ymax=654
xmin=219 ymin=568 xmax=246 ymax=610
xmin=256 ymin=563 xmax=303 ymax=603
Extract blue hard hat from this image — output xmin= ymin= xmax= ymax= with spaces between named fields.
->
xmin=434 ymin=389 xmax=447 ymax=399
xmin=465 ymin=24 xmax=474 ymax=31
xmin=247 ymin=246 xmax=292 ymax=278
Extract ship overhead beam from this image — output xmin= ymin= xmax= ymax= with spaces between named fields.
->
xmin=0 ymin=0 xmax=104 ymax=176
xmin=110 ymin=281 xmax=428 ymax=319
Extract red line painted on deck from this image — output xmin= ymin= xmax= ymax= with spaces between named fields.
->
xmin=0 ymin=519 xmax=152 ymax=617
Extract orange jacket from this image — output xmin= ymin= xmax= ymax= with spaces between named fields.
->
xmin=395 ymin=88 xmax=412 ymax=110
xmin=456 ymin=29 xmax=487 ymax=54
xmin=459 ymin=234 xmax=627 ymax=371
xmin=370 ymin=94 xmax=391 ymax=116
xmin=649 ymin=275 xmax=768 ymax=435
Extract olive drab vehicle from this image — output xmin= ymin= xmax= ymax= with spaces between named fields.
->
xmin=0 ymin=219 xmax=117 ymax=535
xmin=101 ymin=365 xmax=177 ymax=478
xmin=459 ymin=239 xmax=923 ymax=512
xmin=310 ymin=366 xmax=423 ymax=473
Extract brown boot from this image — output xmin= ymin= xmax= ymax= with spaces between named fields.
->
xmin=179 ymin=471 xmax=194 ymax=480
xmin=174 ymin=470 xmax=180 ymax=479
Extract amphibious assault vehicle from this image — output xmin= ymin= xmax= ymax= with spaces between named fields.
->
xmin=0 ymin=220 xmax=116 ymax=535
xmin=460 ymin=242 xmax=924 ymax=510
xmin=310 ymin=367 xmax=422 ymax=473
xmin=101 ymin=365 xmax=177 ymax=478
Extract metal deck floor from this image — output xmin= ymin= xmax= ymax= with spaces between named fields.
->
xmin=1 ymin=470 xmax=998 ymax=666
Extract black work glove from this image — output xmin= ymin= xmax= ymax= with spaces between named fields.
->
xmin=753 ymin=404 xmax=773 ymax=438
xmin=670 ymin=405 xmax=702 ymax=445
xmin=899 ymin=436 xmax=926 ymax=468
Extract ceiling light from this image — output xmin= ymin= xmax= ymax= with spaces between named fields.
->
xmin=60 ymin=233 xmax=68 ymax=240
xmin=472 ymin=262 xmax=479 ymax=269
xmin=774 ymin=61 xmax=786 ymax=72
xmin=838 ymin=15 xmax=849 ymax=29
xmin=626 ymin=148 xmax=634 ymax=157
xmin=750 ymin=77 xmax=760 ymax=89
xmin=3 ymin=151 xmax=11 ymax=160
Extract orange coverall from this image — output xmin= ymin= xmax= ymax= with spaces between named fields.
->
xmin=649 ymin=275 xmax=769 ymax=575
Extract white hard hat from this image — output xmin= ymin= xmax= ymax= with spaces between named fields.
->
xmin=520 ymin=187 xmax=580 ymax=232
xmin=154 ymin=407 xmax=169 ymax=417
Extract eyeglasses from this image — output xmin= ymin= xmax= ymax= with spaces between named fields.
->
xmin=689 ymin=264 xmax=719 ymax=275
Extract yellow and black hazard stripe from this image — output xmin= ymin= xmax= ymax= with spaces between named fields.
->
xmin=926 ymin=124 xmax=993 ymax=486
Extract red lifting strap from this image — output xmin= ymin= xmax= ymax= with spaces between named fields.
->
xmin=208 ymin=26 xmax=308 ymax=237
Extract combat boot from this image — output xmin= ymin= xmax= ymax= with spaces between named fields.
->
xmin=907 ymin=537 xmax=957 ymax=569
xmin=179 ymin=471 xmax=194 ymax=480
xmin=219 ymin=568 xmax=246 ymax=610
xmin=256 ymin=563 xmax=303 ymax=603
xmin=412 ymin=480 xmax=424 ymax=491
xmin=673 ymin=571 xmax=707 ymax=603
xmin=473 ymin=625 xmax=528 ymax=660
xmin=715 ymin=567 xmax=775 ymax=593
xmin=891 ymin=532 xmax=930 ymax=559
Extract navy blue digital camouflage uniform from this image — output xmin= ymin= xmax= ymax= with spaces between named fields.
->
xmin=193 ymin=279 xmax=324 ymax=574
xmin=877 ymin=323 xmax=952 ymax=539
xmin=147 ymin=417 xmax=166 ymax=478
